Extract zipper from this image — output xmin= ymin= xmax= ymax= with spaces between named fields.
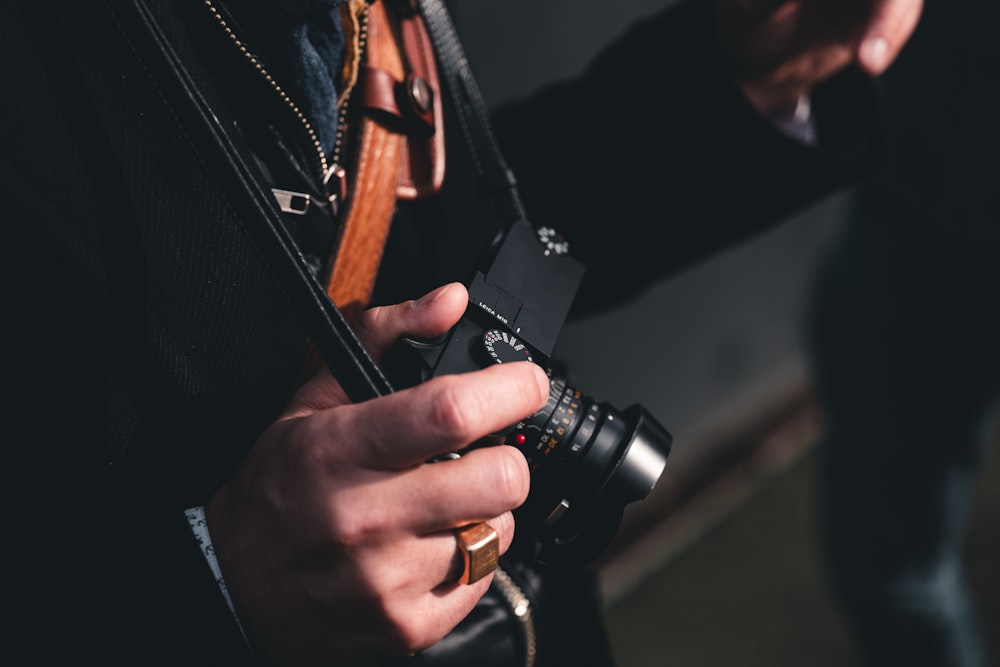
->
xmin=201 ymin=0 xmax=367 ymax=213
xmin=493 ymin=567 xmax=538 ymax=667
xmin=323 ymin=4 xmax=370 ymax=215
xmin=196 ymin=6 xmax=535 ymax=662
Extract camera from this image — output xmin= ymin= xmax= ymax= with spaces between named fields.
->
xmin=389 ymin=219 xmax=673 ymax=567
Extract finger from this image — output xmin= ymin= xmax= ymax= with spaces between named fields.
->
xmin=373 ymin=446 xmax=530 ymax=533
xmin=279 ymin=283 xmax=469 ymax=419
xmin=338 ymin=361 xmax=550 ymax=469
xmin=333 ymin=516 xmax=511 ymax=656
xmin=389 ymin=562 xmax=503 ymax=655
xmin=406 ymin=515 xmax=515 ymax=650
xmin=349 ymin=511 xmax=513 ymax=601
xmin=354 ymin=282 xmax=469 ymax=361
xmin=416 ymin=512 xmax=516 ymax=589
xmin=855 ymin=0 xmax=923 ymax=74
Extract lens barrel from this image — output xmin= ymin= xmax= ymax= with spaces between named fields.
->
xmin=508 ymin=377 xmax=672 ymax=565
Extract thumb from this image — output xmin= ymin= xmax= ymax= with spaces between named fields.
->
xmin=855 ymin=0 xmax=923 ymax=74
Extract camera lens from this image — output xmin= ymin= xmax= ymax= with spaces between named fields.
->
xmin=507 ymin=376 xmax=672 ymax=566
xmin=392 ymin=322 xmax=674 ymax=566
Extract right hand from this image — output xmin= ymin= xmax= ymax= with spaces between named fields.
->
xmin=717 ymin=0 xmax=923 ymax=113
xmin=206 ymin=283 xmax=550 ymax=666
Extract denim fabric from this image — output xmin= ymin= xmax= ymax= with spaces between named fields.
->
xmin=230 ymin=0 xmax=348 ymax=154
xmin=806 ymin=205 xmax=1000 ymax=667
xmin=803 ymin=1 xmax=1000 ymax=663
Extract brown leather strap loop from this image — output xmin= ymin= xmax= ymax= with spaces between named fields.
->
xmin=393 ymin=0 xmax=445 ymax=199
xmin=359 ymin=65 xmax=435 ymax=135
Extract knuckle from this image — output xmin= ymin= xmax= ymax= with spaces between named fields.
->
xmin=427 ymin=378 xmax=478 ymax=439
xmin=270 ymin=418 xmax=331 ymax=477
xmin=356 ymin=303 xmax=390 ymax=333
xmin=323 ymin=495 xmax=393 ymax=547
xmin=289 ymin=417 xmax=349 ymax=476
xmin=295 ymin=422 xmax=332 ymax=467
xmin=324 ymin=511 xmax=368 ymax=547
xmin=422 ymin=364 xmax=546 ymax=443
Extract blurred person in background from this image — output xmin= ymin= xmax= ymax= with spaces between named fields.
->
xmin=807 ymin=0 xmax=1000 ymax=664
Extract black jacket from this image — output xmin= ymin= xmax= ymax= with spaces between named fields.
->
xmin=1 ymin=0 xmax=883 ymax=664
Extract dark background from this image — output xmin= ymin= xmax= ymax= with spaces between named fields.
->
xmin=450 ymin=2 xmax=1000 ymax=665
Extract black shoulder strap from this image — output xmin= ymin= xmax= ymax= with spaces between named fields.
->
xmin=122 ymin=0 xmax=394 ymax=402
xmin=120 ymin=0 xmax=522 ymax=403
xmin=416 ymin=0 xmax=530 ymax=232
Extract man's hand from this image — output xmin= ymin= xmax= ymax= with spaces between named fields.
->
xmin=717 ymin=0 xmax=923 ymax=113
xmin=206 ymin=283 xmax=549 ymax=665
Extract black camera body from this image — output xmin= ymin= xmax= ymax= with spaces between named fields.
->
xmin=392 ymin=219 xmax=673 ymax=567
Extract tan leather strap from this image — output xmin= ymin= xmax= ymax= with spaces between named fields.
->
xmin=324 ymin=0 xmax=404 ymax=325
xmin=324 ymin=0 xmax=444 ymax=325
xmin=299 ymin=1 xmax=444 ymax=383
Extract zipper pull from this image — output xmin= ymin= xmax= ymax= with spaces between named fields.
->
xmin=271 ymin=188 xmax=311 ymax=215
xmin=323 ymin=164 xmax=349 ymax=217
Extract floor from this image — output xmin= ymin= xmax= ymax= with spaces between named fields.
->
xmin=599 ymin=400 xmax=1000 ymax=667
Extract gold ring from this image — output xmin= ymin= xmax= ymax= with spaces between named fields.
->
xmin=455 ymin=522 xmax=499 ymax=585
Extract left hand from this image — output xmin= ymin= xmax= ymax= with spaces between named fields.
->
xmin=716 ymin=0 xmax=923 ymax=113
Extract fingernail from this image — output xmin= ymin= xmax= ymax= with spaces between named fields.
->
xmin=860 ymin=36 xmax=889 ymax=73
xmin=413 ymin=283 xmax=454 ymax=308
xmin=531 ymin=364 xmax=550 ymax=399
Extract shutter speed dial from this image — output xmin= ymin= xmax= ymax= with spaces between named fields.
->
xmin=477 ymin=329 xmax=534 ymax=366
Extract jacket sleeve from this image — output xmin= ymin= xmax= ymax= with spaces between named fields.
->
xmin=490 ymin=0 xmax=886 ymax=316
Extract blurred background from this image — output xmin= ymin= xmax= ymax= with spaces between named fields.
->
xmin=451 ymin=1 xmax=1000 ymax=665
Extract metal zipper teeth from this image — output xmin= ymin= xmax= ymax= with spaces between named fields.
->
xmin=493 ymin=567 xmax=538 ymax=667
xmin=331 ymin=9 xmax=369 ymax=173
xmin=202 ymin=0 xmax=330 ymax=178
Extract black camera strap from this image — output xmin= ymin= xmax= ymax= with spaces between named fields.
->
xmin=415 ymin=0 xmax=530 ymax=232
xmin=119 ymin=0 xmax=527 ymax=405
xmin=121 ymin=0 xmax=395 ymax=403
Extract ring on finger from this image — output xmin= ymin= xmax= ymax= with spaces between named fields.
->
xmin=454 ymin=522 xmax=499 ymax=585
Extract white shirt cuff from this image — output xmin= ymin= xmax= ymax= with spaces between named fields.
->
xmin=186 ymin=506 xmax=249 ymax=643
xmin=767 ymin=94 xmax=817 ymax=145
